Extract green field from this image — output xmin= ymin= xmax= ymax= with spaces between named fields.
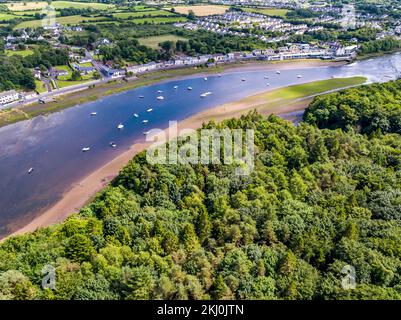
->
xmin=244 ymin=7 xmax=291 ymax=18
xmin=15 ymin=15 xmax=107 ymax=28
xmin=6 ymin=49 xmax=34 ymax=57
xmin=34 ymin=79 xmax=47 ymax=93
xmin=126 ymin=16 xmax=187 ymax=24
xmin=7 ymin=1 xmax=114 ymax=11
xmin=0 ymin=13 xmax=19 ymax=21
xmin=112 ymin=10 xmax=174 ymax=19
xmin=138 ymin=34 xmax=188 ymax=49
xmin=56 ymin=79 xmax=92 ymax=88
xmin=261 ymin=77 xmax=367 ymax=101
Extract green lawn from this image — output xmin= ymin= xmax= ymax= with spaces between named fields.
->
xmin=56 ymin=79 xmax=92 ymax=88
xmin=34 ymin=79 xmax=47 ymax=93
xmin=138 ymin=34 xmax=188 ymax=49
xmin=5 ymin=49 xmax=34 ymax=57
xmin=78 ymin=62 xmax=93 ymax=68
xmin=244 ymin=7 xmax=291 ymax=18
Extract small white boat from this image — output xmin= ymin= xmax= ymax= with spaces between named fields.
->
xmin=147 ymin=108 xmax=153 ymax=112
xmin=139 ymin=95 xmax=144 ymax=99
xmin=200 ymin=92 xmax=212 ymax=98
xmin=157 ymin=90 xmax=163 ymax=93
xmin=204 ymin=77 xmax=208 ymax=81
xmin=90 ymin=112 xmax=97 ymax=116
xmin=117 ymin=123 xmax=124 ymax=130
xmin=266 ymin=83 xmax=270 ymax=86
xmin=157 ymin=96 xmax=164 ymax=100
xmin=133 ymin=113 xmax=139 ymax=118
xmin=82 ymin=147 xmax=90 ymax=152
xmin=264 ymin=76 xmax=269 ymax=79
xmin=276 ymin=71 xmax=281 ymax=74
xmin=110 ymin=142 xmax=117 ymax=148
xmin=142 ymin=120 xmax=148 ymax=123
xmin=187 ymin=86 xmax=192 ymax=90
xmin=241 ymin=78 xmax=246 ymax=81
xmin=143 ymin=131 xmax=149 ymax=135
xmin=218 ymin=74 xmax=222 ymax=77
xmin=28 ymin=167 xmax=34 ymax=174
xmin=173 ymin=85 xmax=178 ymax=89
xmin=297 ymin=75 xmax=302 ymax=78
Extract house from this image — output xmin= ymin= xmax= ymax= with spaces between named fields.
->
xmin=72 ymin=64 xmax=95 ymax=75
xmin=23 ymin=91 xmax=38 ymax=100
xmin=126 ymin=62 xmax=157 ymax=74
xmin=79 ymin=58 xmax=92 ymax=64
xmin=0 ymin=90 xmax=20 ymax=105
xmin=32 ymin=69 xmax=41 ymax=80
xmin=100 ymin=65 xmax=122 ymax=78
xmin=55 ymin=69 xmax=69 ymax=77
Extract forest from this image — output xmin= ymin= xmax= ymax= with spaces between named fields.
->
xmin=1 ymin=78 xmax=401 ymax=299
xmin=303 ymin=79 xmax=401 ymax=135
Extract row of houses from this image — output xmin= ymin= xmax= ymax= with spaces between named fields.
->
xmin=0 ymin=90 xmax=38 ymax=106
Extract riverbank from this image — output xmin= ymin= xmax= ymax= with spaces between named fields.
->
xmin=6 ymin=76 xmax=367 ymax=239
xmin=0 ymin=59 xmax=345 ymax=129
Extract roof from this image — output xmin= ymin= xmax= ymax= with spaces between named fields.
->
xmin=0 ymin=90 xmax=18 ymax=98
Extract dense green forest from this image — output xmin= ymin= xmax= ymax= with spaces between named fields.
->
xmin=303 ymin=80 xmax=401 ymax=135
xmin=2 ymin=79 xmax=401 ymax=299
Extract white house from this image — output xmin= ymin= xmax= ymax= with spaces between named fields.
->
xmin=0 ymin=90 xmax=20 ymax=105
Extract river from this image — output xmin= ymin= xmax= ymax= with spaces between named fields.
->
xmin=0 ymin=52 xmax=400 ymax=237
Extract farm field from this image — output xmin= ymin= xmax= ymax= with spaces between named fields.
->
xmin=168 ymin=5 xmax=229 ymax=16
xmin=6 ymin=1 xmax=114 ymax=11
xmin=138 ymin=34 xmax=188 ymax=49
xmin=243 ymin=7 xmax=291 ymax=18
xmin=15 ymin=15 xmax=107 ymax=28
xmin=6 ymin=1 xmax=48 ymax=11
xmin=126 ymin=16 xmax=187 ymax=25
xmin=0 ymin=13 xmax=19 ymax=21
xmin=112 ymin=10 xmax=174 ymax=19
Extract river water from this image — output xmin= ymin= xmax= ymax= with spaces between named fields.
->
xmin=0 ymin=52 xmax=400 ymax=236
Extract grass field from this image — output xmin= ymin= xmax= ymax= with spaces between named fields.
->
xmin=0 ymin=13 xmax=19 ymax=21
xmin=138 ymin=34 xmax=188 ymax=49
xmin=169 ymin=5 xmax=229 ymax=16
xmin=126 ymin=16 xmax=187 ymax=24
xmin=12 ymin=10 xmax=43 ymax=16
xmin=7 ymin=1 xmax=114 ymax=11
xmin=112 ymin=10 xmax=174 ymax=19
xmin=56 ymin=79 xmax=92 ymax=88
xmin=244 ymin=7 xmax=291 ymax=18
xmin=191 ymin=77 xmax=368 ymax=125
xmin=6 ymin=1 xmax=47 ymax=11
xmin=5 ymin=49 xmax=34 ymax=57
xmin=15 ymin=15 xmax=106 ymax=28
xmin=34 ymin=79 xmax=47 ymax=93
